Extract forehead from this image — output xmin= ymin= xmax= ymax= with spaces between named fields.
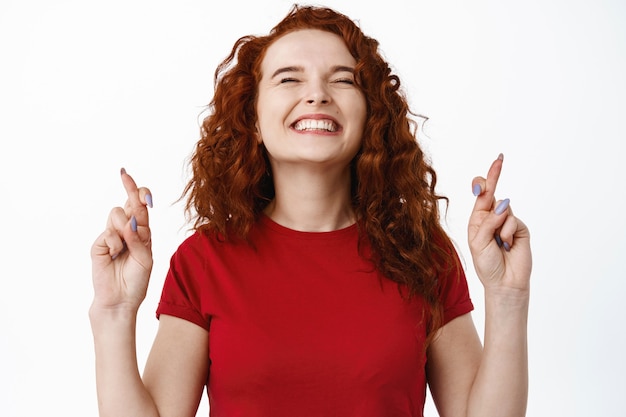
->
xmin=260 ymin=29 xmax=356 ymax=74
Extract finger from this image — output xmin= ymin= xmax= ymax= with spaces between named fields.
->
xmin=120 ymin=169 xmax=152 ymax=224
xmin=121 ymin=168 xmax=153 ymax=211
xmin=120 ymin=168 xmax=140 ymax=208
xmin=121 ymin=216 xmax=153 ymax=270
xmin=107 ymin=205 xmax=152 ymax=247
xmin=104 ymin=229 xmax=127 ymax=259
xmin=497 ymin=206 xmax=532 ymax=253
xmin=92 ymin=210 xmax=128 ymax=267
xmin=124 ymin=186 xmax=154 ymax=222
xmin=471 ymin=176 xmax=486 ymax=197
xmin=91 ymin=229 xmax=123 ymax=264
xmin=106 ymin=206 xmax=130 ymax=233
xmin=100 ymin=207 xmax=132 ymax=257
xmin=138 ymin=187 xmax=153 ymax=208
xmin=471 ymin=198 xmax=511 ymax=251
xmin=472 ymin=154 xmax=503 ymax=212
xmin=497 ymin=212 xmax=518 ymax=252
xmin=95 ymin=208 xmax=152 ymax=264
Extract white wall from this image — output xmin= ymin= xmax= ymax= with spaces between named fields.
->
xmin=1 ymin=0 xmax=624 ymax=415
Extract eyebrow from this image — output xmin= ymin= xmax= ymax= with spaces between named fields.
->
xmin=270 ymin=65 xmax=355 ymax=79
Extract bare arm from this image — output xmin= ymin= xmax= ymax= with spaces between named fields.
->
xmin=90 ymin=311 xmax=209 ymax=417
xmin=89 ymin=170 xmax=209 ymax=417
xmin=427 ymin=306 xmax=528 ymax=417
xmin=143 ymin=315 xmax=210 ymax=417
xmin=90 ymin=308 xmax=160 ymax=417
xmin=428 ymin=154 xmax=531 ymax=417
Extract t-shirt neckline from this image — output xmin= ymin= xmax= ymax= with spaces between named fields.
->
xmin=258 ymin=213 xmax=358 ymax=240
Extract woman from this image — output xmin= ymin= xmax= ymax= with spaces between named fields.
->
xmin=90 ymin=5 xmax=531 ymax=417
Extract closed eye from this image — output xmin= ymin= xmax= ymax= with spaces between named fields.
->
xmin=333 ymin=78 xmax=355 ymax=85
xmin=280 ymin=77 xmax=299 ymax=84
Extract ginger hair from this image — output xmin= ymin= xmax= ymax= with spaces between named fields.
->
xmin=183 ymin=4 xmax=463 ymax=339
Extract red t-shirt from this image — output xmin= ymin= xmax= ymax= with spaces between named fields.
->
xmin=156 ymin=215 xmax=473 ymax=417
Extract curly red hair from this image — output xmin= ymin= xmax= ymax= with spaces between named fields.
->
xmin=184 ymin=4 xmax=462 ymax=337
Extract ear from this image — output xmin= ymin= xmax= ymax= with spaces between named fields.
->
xmin=255 ymin=122 xmax=263 ymax=144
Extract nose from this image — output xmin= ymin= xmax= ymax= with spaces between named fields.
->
xmin=305 ymin=81 xmax=331 ymax=105
xmin=306 ymin=95 xmax=330 ymax=105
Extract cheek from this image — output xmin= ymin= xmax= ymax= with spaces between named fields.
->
xmin=255 ymin=91 xmax=291 ymax=134
xmin=353 ymin=99 xmax=367 ymax=135
xmin=353 ymin=90 xmax=367 ymax=117
xmin=255 ymin=105 xmax=273 ymax=141
xmin=255 ymin=90 xmax=271 ymax=130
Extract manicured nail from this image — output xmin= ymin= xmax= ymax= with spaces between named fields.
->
xmin=495 ymin=198 xmax=510 ymax=215
xmin=503 ymin=241 xmax=511 ymax=252
xmin=120 ymin=167 xmax=127 ymax=176
xmin=131 ymin=216 xmax=138 ymax=232
xmin=472 ymin=184 xmax=481 ymax=197
xmin=494 ymin=234 xmax=503 ymax=247
xmin=497 ymin=153 xmax=504 ymax=161
xmin=145 ymin=194 xmax=153 ymax=208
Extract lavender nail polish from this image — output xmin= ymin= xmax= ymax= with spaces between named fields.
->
xmin=472 ymin=184 xmax=481 ymax=197
xmin=145 ymin=194 xmax=153 ymax=208
xmin=495 ymin=198 xmax=510 ymax=215
xmin=495 ymin=234 xmax=503 ymax=247
xmin=131 ymin=216 xmax=138 ymax=232
xmin=503 ymin=241 xmax=511 ymax=252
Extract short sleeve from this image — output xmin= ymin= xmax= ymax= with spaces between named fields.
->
xmin=439 ymin=248 xmax=474 ymax=325
xmin=156 ymin=235 xmax=211 ymax=331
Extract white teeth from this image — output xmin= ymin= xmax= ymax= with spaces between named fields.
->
xmin=294 ymin=119 xmax=337 ymax=132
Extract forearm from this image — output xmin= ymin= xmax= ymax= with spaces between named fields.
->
xmin=467 ymin=289 xmax=529 ymax=417
xmin=90 ymin=307 xmax=160 ymax=417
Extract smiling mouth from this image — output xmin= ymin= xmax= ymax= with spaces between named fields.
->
xmin=293 ymin=119 xmax=338 ymax=132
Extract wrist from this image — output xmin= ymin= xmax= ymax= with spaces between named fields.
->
xmin=483 ymin=286 xmax=529 ymax=330
xmin=482 ymin=287 xmax=530 ymax=339
xmin=89 ymin=302 xmax=139 ymax=332
xmin=484 ymin=286 xmax=530 ymax=310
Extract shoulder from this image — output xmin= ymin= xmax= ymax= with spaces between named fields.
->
xmin=170 ymin=224 xmax=263 ymax=272
xmin=176 ymin=230 xmax=208 ymax=252
xmin=167 ymin=231 xmax=221 ymax=278
xmin=174 ymin=229 xmax=233 ymax=259
xmin=432 ymin=234 xmax=474 ymax=324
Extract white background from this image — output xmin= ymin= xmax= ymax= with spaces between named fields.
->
xmin=1 ymin=0 xmax=625 ymax=416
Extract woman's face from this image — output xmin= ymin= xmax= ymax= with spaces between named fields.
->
xmin=256 ymin=29 xmax=367 ymax=171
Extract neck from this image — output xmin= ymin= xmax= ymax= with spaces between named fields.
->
xmin=264 ymin=163 xmax=355 ymax=232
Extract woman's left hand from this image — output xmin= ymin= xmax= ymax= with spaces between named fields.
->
xmin=468 ymin=154 xmax=532 ymax=295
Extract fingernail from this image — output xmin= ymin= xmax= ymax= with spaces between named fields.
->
xmin=472 ymin=184 xmax=481 ymax=197
xmin=498 ymin=153 xmax=504 ymax=161
xmin=145 ymin=194 xmax=153 ymax=208
xmin=131 ymin=216 xmax=138 ymax=232
xmin=503 ymin=241 xmax=511 ymax=252
xmin=495 ymin=198 xmax=510 ymax=215
xmin=120 ymin=167 xmax=127 ymax=176
xmin=495 ymin=234 xmax=503 ymax=247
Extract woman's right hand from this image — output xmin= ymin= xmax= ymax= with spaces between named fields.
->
xmin=90 ymin=169 xmax=154 ymax=315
